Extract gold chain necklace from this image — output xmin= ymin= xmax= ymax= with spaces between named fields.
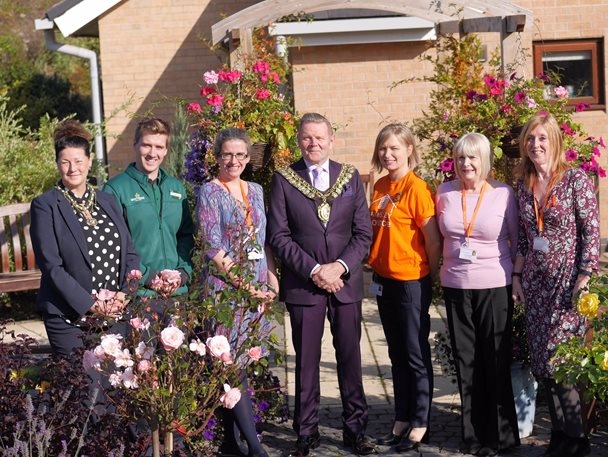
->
xmin=57 ymin=184 xmax=98 ymax=227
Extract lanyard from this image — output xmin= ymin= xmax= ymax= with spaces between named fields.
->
xmin=533 ymin=175 xmax=557 ymax=234
xmin=461 ymin=180 xmax=488 ymax=240
xmin=220 ymin=179 xmax=253 ymax=230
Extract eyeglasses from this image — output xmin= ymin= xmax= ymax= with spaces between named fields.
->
xmin=220 ymin=152 xmax=249 ymax=161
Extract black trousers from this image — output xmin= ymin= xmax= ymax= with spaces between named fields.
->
xmin=376 ymin=274 xmax=433 ymax=428
xmin=443 ymin=286 xmax=520 ymax=450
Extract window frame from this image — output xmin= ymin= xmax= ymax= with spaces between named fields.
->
xmin=533 ymin=38 xmax=604 ymax=110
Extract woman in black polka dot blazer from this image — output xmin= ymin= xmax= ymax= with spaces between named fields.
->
xmin=30 ymin=120 xmax=140 ymax=356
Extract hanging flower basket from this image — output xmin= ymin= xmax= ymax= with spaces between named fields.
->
xmin=501 ymin=126 xmax=523 ymax=159
xmin=248 ymin=142 xmax=273 ymax=172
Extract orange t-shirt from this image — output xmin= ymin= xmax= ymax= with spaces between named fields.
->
xmin=368 ymin=172 xmax=436 ymax=281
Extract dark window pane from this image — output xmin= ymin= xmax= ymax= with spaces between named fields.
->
xmin=542 ymin=50 xmax=593 ymax=97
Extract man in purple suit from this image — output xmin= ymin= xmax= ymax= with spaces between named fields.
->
xmin=267 ymin=113 xmax=375 ymax=456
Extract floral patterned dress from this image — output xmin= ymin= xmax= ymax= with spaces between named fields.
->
xmin=517 ymin=168 xmax=599 ymax=378
xmin=197 ymin=180 xmax=270 ymax=346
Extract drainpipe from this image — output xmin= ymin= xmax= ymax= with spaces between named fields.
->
xmin=42 ymin=28 xmax=105 ymax=169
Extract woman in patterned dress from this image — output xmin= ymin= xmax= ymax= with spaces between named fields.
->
xmin=197 ymin=127 xmax=277 ymax=457
xmin=511 ymin=113 xmax=599 ymax=457
xmin=30 ymin=120 xmax=139 ymax=357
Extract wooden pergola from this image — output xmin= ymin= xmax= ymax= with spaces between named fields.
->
xmin=211 ymin=0 xmax=533 ymax=72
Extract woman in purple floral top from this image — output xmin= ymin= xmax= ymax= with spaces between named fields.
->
xmin=197 ymin=128 xmax=277 ymax=457
xmin=512 ymin=113 xmax=599 ymax=457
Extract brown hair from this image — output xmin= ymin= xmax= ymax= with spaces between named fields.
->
xmin=54 ymin=120 xmax=92 ymax=161
xmin=516 ymin=113 xmax=570 ymax=191
xmin=213 ymin=128 xmax=252 ymax=157
xmin=133 ymin=117 xmax=171 ymax=146
xmin=371 ymin=123 xmax=420 ymax=173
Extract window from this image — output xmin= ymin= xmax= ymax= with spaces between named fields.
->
xmin=533 ymin=39 xmax=604 ymax=109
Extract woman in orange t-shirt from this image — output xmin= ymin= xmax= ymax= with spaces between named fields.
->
xmin=368 ymin=124 xmax=441 ymax=453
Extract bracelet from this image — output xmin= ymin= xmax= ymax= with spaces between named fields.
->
xmin=578 ymin=269 xmax=593 ymax=277
xmin=512 ymin=272 xmax=522 ymax=278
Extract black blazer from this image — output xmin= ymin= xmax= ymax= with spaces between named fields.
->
xmin=30 ymin=188 xmax=140 ymax=320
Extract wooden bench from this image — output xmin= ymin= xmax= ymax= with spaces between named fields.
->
xmin=0 ymin=202 xmax=41 ymax=293
xmin=360 ymin=171 xmax=375 ymax=204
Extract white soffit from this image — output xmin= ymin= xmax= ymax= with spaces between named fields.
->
xmin=53 ymin=0 xmax=122 ymax=37
xmin=269 ymin=17 xmax=436 ymax=46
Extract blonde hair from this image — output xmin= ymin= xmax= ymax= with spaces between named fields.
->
xmin=516 ymin=113 xmax=569 ymax=191
xmin=452 ymin=133 xmax=493 ymax=181
xmin=371 ymin=124 xmax=420 ymax=173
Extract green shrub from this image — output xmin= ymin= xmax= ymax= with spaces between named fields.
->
xmin=0 ymin=95 xmax=58 ymax=205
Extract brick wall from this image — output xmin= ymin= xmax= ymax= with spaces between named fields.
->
xmin=98 ymin=0 xmax=608 ymax=242
xmin=98 ymin=0 xmax=259 ymax=174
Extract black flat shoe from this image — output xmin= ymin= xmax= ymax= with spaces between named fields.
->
xmin=343 ymin=428 xmax=377 ymax=455
xmin=218 ymin=441 xmax=248 ymax=457
xmin=395 ymin=430 xmax=429 ymax=453
xmin=288 ymin=430 xmax=321 ymax=457
xmin=376 ymin=426 xmax=411 ymax=446
xmin=476 ymin=447 xmax=497 ymax=456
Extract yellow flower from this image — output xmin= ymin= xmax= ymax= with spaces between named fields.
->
xmin=9 ymin=369 xmax=24 ymax=381
xmin=602 ymin=351 xmax=608 ymax=371
xmin=578 ymin=293 xmax=600 ymax=319
xmin=35 ymin=381 xmax=51 ymax=394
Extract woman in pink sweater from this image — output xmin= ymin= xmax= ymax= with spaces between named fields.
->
xmin=436 ymin=133 xmax=520 ymax=456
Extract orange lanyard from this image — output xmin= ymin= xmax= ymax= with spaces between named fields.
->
xmin=533 ymin=175 xmax=557 ymax=234
xmin=461 ymin=181 xmax=488 ymax=240
xmin=220 ymin=179 xmax=253 ymax=230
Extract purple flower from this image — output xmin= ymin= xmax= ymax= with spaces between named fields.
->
xmin=465 ymin=90 xmax=477 ymax=100
xmin=575 ymin=103 xmax=589 ymax=112
xmin=536 ymin=72 xmax=550 ymax=82
xmin=593 ymin=147 xmax=601 ymax=157
xmin=440 ymin=159 xmax=454 ymax=172
xmin=484 ymin=75 xmax=496 ymax=87
xmin=258 ymin=400 xmax=270 ymax=412
xmin=561 ymin=122 xmax=575 ymax=136
xmin=565 ymin=149 xmax=578 ymax=161
xmin=514 ymin=92 xmax=526 ymax=102
xmin=599 ymin=167 xmax=606 ymax=178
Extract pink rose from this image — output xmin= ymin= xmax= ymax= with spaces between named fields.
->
xmin=220 ymin=351 xmax=233 ymax=365
xmin=206 ymin=335 xmax=231 ymax=358
xmin=189 ymin=339 xmax=206 ymax=356
xmin=96 ymin=288 xmax=116 ymax=301
xmin=109 ymin=372 xmax=122 ymax=387
xmin=135 ymin=341 xmax=154 ymax=360
xmin=150 ymin=269 xmax=182 ymax=296
xmin=114 ymin=348 xmax=134 ymax=368
xmin=83 ymin=349 xmax=101 ymax=371
xmin=220 ymin=383 xmax=241 ymax=409
xmin=160 ymin=326 xmax=185 ymax=351
xmin=130 ymin=317 xmax=150 ymax=330
xmin=128 ymin=269 xmax=143 ymax=280
xmin=137 ymin=359 xmax=151 ymax=373
xmin=100 ymin=334 xmax=123 ymax=357
xmin=248 ymin=346 xmax=263 ymax=362
xmin=121 ymin=367 xmax=139 ymax=389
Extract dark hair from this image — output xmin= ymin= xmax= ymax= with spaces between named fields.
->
xmin=371 ymin=123 xmax=420 ymax=173
xmin=133 ymin=118 xmax=171 ymax=146
xmin=54 ymin=120 xmax=92 ymax=161
xmin=298 ymin=112 xmax=333 ymax=138
xmin=213 ymin=128 xmax=252 ymax=157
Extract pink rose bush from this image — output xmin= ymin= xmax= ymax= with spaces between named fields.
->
xmin=160 ymin=326 xmax=185 ymax=351
xmin=220 ymin=383 xmax=242 ymax=409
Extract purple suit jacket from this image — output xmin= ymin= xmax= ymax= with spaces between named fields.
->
xmin=267 ymin=159 xmax=372 ymax=305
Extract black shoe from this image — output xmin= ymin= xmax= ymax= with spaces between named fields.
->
xmin=395 ymin=429 xmax=429 ymax=453
xmin=476 ymin=447 xmax=498 ymax=456
xmin=376 ymin=426 xmax=411 ymax=446
xmin=288 ymin=430 xmax=321 ymax=457
xmin=459 ymin=440 xmax=482 ymax=455
xmin=218 ymin=441 xmax=248 ymax=457
xmin=343 ymin=428 xmax=377 ymax=455
xmin=560 ymin=435 xmax=590 ymax=457
xmin=543 ymin=430 xmax=566 ymax=457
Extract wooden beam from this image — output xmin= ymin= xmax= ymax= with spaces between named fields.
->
xmin=228 ymin=28 xmax=254 ymax=70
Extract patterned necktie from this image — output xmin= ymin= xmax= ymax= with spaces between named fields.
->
xmin=312 ymin=165 xmax=328 ymax=192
